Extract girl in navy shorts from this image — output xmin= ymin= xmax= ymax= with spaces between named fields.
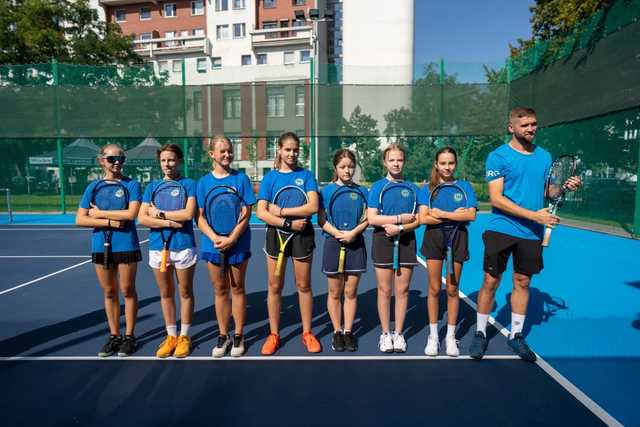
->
xmin=318 ymin=149 xmax=369 ymax=352
xmin=76 ymin=143 xmax=142 ymax=357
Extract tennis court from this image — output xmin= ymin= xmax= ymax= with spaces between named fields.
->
xmin=0 ymin=215 xmax=637 ymax=426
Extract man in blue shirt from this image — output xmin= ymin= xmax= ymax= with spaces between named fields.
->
xmin=470 ymin=107 xmax=581 ymax=361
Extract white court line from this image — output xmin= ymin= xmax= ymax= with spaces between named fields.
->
xmin=0 ymin=255 xmax=91 ymax=258
xmin=0 ymin=239 xmax=149 ymax=297
xmin=415 ymin=256 xmax=623 ymax=427
xmin=0 ymin=355 xmax=520 ymax=362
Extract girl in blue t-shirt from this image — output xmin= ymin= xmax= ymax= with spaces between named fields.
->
xmin=75 ymin=143 xmax=142 ymax=358
xmin=418 ymin=147 xmax=477 ymax=357
xmin=138 ymin=144 xmax=197 ymax=359
xmin=318 ymin=149 xmax=369 ymax=352
xmin=256 ymin=131 xmax=321 ymax=355
xmin=197 ymin=135 xmax=256 ymax=358
xmin=367 ymin=144 xmax=422 ymax=354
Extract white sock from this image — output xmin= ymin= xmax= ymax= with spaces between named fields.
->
xmin=476 ymin=313 xmax=489 ymax=335
xmin=180 ymin=323 xmax=191 ymax=337
xmin=344 ymin=329 xmax=351 ymax=334
xmin=510 ymin=313 xmax=525 ymax=339
xmin=166 ymin=325 xmax=177 ymax=337
xmin=446 ymin=324 xmax=456 ymax=339
xmin=429 ymin=323 xmax=438 ymax=337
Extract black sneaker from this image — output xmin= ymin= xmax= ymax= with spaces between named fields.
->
xmin=469 ymin=331 xmax=487 ymax=360
xmin=118 ymin=335 xmax=137 ymax=357
xmin=331 ymin=331 xmax=345 ymax=352
xmin=98 ymin=335 xmax=122 ymax=357
xmin=343 ymin=331 xmax=358 ymax=352
xmin=508 ymin=333 xmax=537 ymax=362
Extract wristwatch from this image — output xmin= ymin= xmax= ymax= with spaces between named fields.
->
xmin=398 ymin=224 xmax=405 ymax=232
xmin=283 ymin=218 xmax=292 ymax=231
xmin=159 ymin=211 xmax=166 ymax=220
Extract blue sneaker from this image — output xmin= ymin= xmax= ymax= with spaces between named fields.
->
xmin=469 ymin=331 xmax=487 ymax=359
xmin=508 ymin=333 xmax=537 ymax=362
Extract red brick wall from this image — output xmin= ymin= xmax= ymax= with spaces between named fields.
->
xmin=256 ymin=0 xmax=315 ymax=29
xmin=105 ymin=1 xmax=206 ymax=38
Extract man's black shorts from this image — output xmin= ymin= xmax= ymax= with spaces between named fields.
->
xmin=483 ymin=230 xmax=543 ymax=277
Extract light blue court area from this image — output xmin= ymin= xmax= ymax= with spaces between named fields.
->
xmin=417 ymin=214 xmax=640 ymax=427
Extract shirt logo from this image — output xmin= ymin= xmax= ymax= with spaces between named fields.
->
xmin=486 ymin=170 xmax=500 ymax=178
xmin=453 ymin=193 xmax=463 ymax=202
xmin=295 ymin=178 xmax=304 ymax=186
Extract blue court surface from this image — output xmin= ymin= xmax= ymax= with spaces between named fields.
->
xmin=0 ymin=214 xmax=637 ymax=426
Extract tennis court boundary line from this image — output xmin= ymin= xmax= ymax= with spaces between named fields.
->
xmin=0 ymin=255 xmax=91 ymax=258
xmin=415 ymin=256 xmax=623 ymax=427
xmin=0 ymin=355 xmax=520 ymax=362
xmin=0 ymin=239 xmax=149 ymax=297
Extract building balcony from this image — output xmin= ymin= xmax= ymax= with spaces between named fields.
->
xmin=133 ymin=35 xmax=211 ymax=58
xmin=99 ymin=0 xmax=158 ymax=5
xmin=251 ymin=26 xmax=312 ymax=48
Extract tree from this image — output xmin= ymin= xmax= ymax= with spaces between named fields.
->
xmin=340 ymin=106 xmax=380 ymax=183
xmin=0 ymin=0 xmax=140 ymax=65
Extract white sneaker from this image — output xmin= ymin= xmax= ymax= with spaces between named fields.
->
xmin=211 ymin=334 xmax=231 ymax=358
xmin=445 ymin=336 xmax=460 ymax=357
xmin=392 ymin=332 xmax=407 ymax=353
xmin=230 ymin=334 xmax=245 ymax=358
xmin=424 ymin=334 xmax=439 ymax=356
xmin=378 ymin=332 xmax=394 ymax=353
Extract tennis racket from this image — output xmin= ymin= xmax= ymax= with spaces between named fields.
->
xmin=91 ymin=180 xmax=129 ymax=268
xmin=542 ymin=154 xmax=579 ymax=247
xmin=152 ymin=180 xmax=187 ymax=273
xmin=379 ymin=181 xmax=417 ymax=272
xmin=327 ymin=184 xmax=367 ymax=273
xmin=273 ymin=185 xmax=308 ymax=278
xmin=429 ymin=183 xmax=468 ymax=283
xmin=204 ymin=185 xmax=247 ymax=278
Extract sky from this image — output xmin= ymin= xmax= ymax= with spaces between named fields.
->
xmin=413 ymin=0 xmax=535 ymax=82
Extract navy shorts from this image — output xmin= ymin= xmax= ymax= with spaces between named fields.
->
xmin=483 ymin=230 xmax=543 ymax=277
xmin=201 ymin=251 xmax=251 ymax=266
xmin=322 ymin=235 xmax=367 ymax=276
xmin=371 ymin=228 xmax=417 ymax=267
xmin=421 ymin=226 xmax=470 ymax=263
xmin=264 ymin=224 xmax=315 ymax=260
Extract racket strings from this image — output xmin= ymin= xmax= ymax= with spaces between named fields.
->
xmin=207 ymin=193 xmax=243 ymax=235
xmin=329 ymin=191 xmax=366 ymax=230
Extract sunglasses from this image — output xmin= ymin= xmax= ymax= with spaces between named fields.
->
xmin=104 ymin=155 xmax=126 ymax=164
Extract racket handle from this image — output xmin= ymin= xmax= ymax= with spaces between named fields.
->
xmin=542 ymin=225 xmax=553 ymax=247
xmin=392 ymin=239 xmax=399 ymax=272
xmin=220 ymin=253 xmax=226 ymax=279
xmin=160 ymin=249 xmax=168 ymax=273
xmin=275 ymin=252 xmax=285 ymax=278
xmin=338 ymin=246 xmax=346 ymax=273
xmin=103 ymin=243 xmax=110 ymax=268
xmin=446 ymin=248 xmax=452 ymax=280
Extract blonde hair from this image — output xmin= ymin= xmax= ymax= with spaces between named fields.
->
xmin=208 ymin=134 xmax=232 ymax=152
xmin=382 ymin=143 xmax=406 ymax=175
xmin=98 ymin=143 xmax=123 ymax=158
xmin=274 ymin=131 xmax=300 ymax=170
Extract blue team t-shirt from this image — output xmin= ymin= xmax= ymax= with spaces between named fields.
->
xmin=485 ymin=143 xmax=552 ymax=240
xmin=196 ymin=170 xmax=256 ymax=256
xmin=79 ymin=177 xmax=141 ymax=253
xmin=319 ymin=182 xmax=369 ymax=238
xmin=367 ymin=178 xmax=422 ymax=212
xmin=419 ymin=179 xmax=478 ymax=229
xmin=257 ymin=167 xmax=318 ymax=203
xmin=142 ymin=177 xmax=197 ymax=251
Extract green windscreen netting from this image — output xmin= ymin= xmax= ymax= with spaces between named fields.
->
xmin=0 ymin=0 xmax=639 ymax=236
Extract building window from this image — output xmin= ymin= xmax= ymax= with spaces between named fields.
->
xmin=241 ymin=55 xmax=252 ymax=66
xmin=264 ymin=0 xmax=276 ymax=8
xmin=267 ymin=87 xmax=285 ymax=117
xmin=115 ymin=9 xmax=126 ymax=22
xmin=216 ymin=0 xmax=229 ymax=11
xmin=233 ymin=23 xmax=246 ymax=39
xmin=165 ymin=31 xmax=177 ymax=47
xmin=293 ymin=0 xmax=305 ymax=5
xmin=193 ymin=90 xmax=202 ymax=120
xmin=216 ymin=24 xmax=229 ymax=40
xmin=212 ymin=57 xmax=222 ymax=70
xmin=172 ymin=59 xmax=183 ymax=73
xmin=293 ymin=19 xmax=306 ymax=27
xmin=164 ymin=3 xmax=177 ymax=17
xmin=224 ymin=90 xmax=241 ymax=119
xmin=196 ymin=58 xmax=207 ymax=73
xmin=257 ymin=53 xmax=267 ymax=65
xmin=192 ymin=28 xmax=205 ymax=36
xmin=300 ymin=50 xmax=311 ymax=63
xmin=140 ymin=32 xmax=153 ymax=41
xmin=266 ymin=133 xmax=280 ymax=159
xmin=139 ymin=7 xmax=151 ymax=20
xmin=263 ymin=21 xmax=277 ymax=39
xmin=233 ymin=0 xmax=245 ymax=9
xmin=295 ymin=86 xmax=305 ymax=116
xmin=230 ymin=136 xmax=243 ymax=159
xmin=158 ymin=61 xmax=170 ymax=74
xmin=283 ymin=51 xmax=295 ymax=65
xmin=191 ymin=0 xmax=204 ymax=15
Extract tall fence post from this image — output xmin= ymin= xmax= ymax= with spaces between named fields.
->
xmin=439 ymin=58 xmax=445 ymax=134
xmin=634 ymin=139 xmax=640 ymax=236
xmin=52 ymin=59 xmax=66 ymax=214
xmin=309 ymin=55 xmax=316 ymax=176
xmin=181 ymin=60 xmax=189 ymax=178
